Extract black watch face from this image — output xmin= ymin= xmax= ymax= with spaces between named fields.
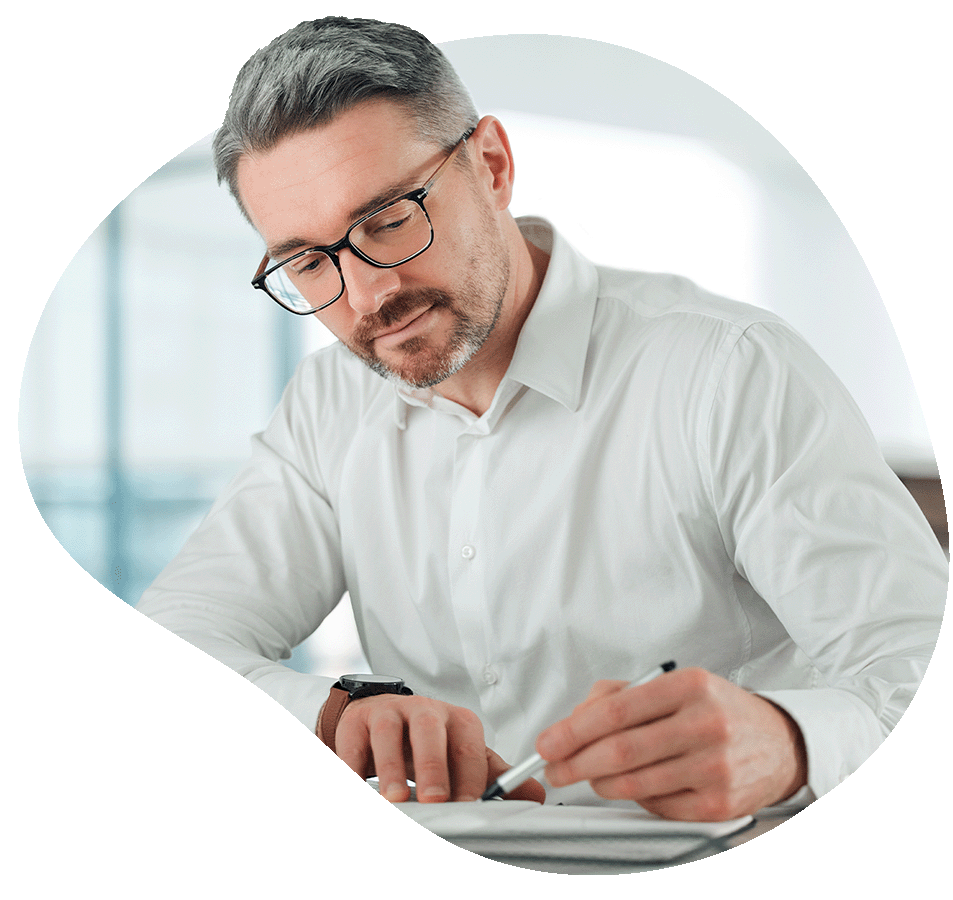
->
xmin=339 ymin=674 xmax=403 ymax=692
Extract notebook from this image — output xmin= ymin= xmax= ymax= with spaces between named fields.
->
xmin=395 ymin=798 xmax=754 ymax=870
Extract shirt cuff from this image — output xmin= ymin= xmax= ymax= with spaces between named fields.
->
xmin=756 ymin=687 xmax=887 ymax=800
xmin=236 ymin=668 xmax=338 ymax=734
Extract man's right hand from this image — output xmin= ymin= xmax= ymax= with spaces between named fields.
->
xmin=333 ymin=693 xmax=546 ymax=804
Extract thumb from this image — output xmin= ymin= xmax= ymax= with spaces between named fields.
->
xmin=485 ymin=748 xmax=546 ymax=803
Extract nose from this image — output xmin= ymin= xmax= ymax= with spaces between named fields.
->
xmin=337 ymin=249 xmax=401 ymax=316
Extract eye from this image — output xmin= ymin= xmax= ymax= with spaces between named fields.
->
xmin=290 ymin=251 xmax=331 ymax=277
xmin=371 ymin=212 xmax=413 ymax=235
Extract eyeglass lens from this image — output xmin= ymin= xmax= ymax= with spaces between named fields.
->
xmin=264 ymin=198 xmax=432 ymax=313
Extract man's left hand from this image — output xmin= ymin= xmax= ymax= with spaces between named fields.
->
xmin=535 ymin=667 xmax=807 ymax=821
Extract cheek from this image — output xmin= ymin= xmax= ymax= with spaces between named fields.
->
xmin=314 ymin=303 xmax=358 ymax=339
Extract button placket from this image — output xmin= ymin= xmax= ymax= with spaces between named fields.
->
xmin=446 ymin=431 xmax=491 ymax=682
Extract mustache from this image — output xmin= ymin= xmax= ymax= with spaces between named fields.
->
xmin=352 ymin=289 xmax=453 ymax=345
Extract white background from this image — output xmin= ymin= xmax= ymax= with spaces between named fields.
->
xmin=3 ymin=1 xmax=950 ymax=896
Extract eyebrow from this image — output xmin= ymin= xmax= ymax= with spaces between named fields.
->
xmin=265 ymin=175 xmax=421 ymax=262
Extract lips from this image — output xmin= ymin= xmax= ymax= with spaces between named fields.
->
xmin=351 ymin=288 xmax=452 ymax=356
xmin=374 ymin=304 xmax=433 ymax=341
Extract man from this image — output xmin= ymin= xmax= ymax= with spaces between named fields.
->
xmin=137 ymin=17 xmax=947 ymax=820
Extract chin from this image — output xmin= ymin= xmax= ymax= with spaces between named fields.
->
xmin=377 ymin=338 xmax=480 ymax=391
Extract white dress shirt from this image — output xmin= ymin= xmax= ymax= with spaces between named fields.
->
xmin=138 ymin=217 xmax=948 ymax=806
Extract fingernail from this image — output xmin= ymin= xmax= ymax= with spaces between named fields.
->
xmin=420 ymin=786 xmax=449 ymax=801
xmin=383 ymin=783 xmax=406 ymax=801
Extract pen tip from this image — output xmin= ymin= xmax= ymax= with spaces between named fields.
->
xmin=662 ymin=660 xmax=676 ymax=672
xmin=480 ymin=784 xmax=503 ymax=802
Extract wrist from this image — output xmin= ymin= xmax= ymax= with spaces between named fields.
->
xmin=316 ymin=674 xmax=412 ymax=753
xmin=765 ymin=698 xmax=809 ymax=802
xmin=316 ymin=685 xmax=351 ymax=752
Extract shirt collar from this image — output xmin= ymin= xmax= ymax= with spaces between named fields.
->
xmin=504 ymin=217 xmax=598 ymax=413
xmin=393 ymin=216 xmax=599 ymax=425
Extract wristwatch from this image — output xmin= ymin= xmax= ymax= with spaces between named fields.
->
xmin=316 ymin=674 xmax=413 ymax=752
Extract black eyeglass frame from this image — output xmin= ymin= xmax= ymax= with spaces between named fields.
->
xmin=251 ymin=128 xmax=475 ymax=315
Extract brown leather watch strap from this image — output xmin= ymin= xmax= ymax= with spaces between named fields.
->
xmin=316 ymin=686 xmax=351 ymax=753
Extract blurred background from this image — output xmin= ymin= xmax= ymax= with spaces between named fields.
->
xmin=17 ymin=35 xmax=947 ymax=677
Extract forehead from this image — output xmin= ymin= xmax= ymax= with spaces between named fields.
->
xmin=236 ymin=100 xmax=437 ymax=252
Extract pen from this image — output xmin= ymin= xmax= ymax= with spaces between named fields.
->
xmin=480 ymin=660 xmax=677 ymax=801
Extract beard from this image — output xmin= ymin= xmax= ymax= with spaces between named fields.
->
xmin=343 ymin=226 xmax=511 ymax=390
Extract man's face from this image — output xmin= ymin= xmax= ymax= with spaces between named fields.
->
xmin=236 ymin=101 xmax=511 ymax=390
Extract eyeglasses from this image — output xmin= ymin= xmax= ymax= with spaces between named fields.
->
xmin=251 ymin=129 xmax=474 ymax=315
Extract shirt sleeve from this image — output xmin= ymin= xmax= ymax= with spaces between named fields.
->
xmin=703 ymin=320 xmax=948 ymax=799
xmin=136 ymin=366 xmax=348 ymax=732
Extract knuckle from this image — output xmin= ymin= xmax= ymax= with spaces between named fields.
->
xmin=454 ymin=738 xmax=486 ymax=762
xmin=412 ymin=709 xmax=444 ymax=731
xmin=680 ymin=667 xmax=712 ymax=697
xmin=550 ymin=719 xmax=577 ymax=753
xmin=699 ymin=710 xmax=732 ymax=745
xmin=694 ymin=791 xmax=734 ymax=822
xmin=615 ymin=770 xmax=646 ymax=800
xmin=590 ymin=775 xmax=615 ymax=799
xmin=548 ymin=760 xmax=575 ymax=786
xmin=413 ymin=756 xmax=447 ymax=780
xmin=605 ymin=732 xmax=637 ymax=770
xmin=592 ymin=770 xmax=642 ymax=801
xmin=601 ymin=693 xmax=631 ymax=731
xmin=373 ymin=754 xmax=403 ymax=777
xmin=410 ymin=756 xmax=441 ymax=781
xmin=454 ymin=706 xmax=481 ymax=729
xmin=368 ymin=712 xmax=403 ymax=740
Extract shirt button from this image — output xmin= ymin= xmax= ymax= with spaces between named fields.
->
xmin=461 ymin=544 xmax=476 ymax=560
xmin=482 ymin=667 xmax=498 ymax=685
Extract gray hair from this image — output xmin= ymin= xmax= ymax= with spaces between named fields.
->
xmin=213 ymin=17 xmax=479 ymax=220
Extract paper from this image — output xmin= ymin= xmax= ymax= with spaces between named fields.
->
xmin=395 ymin=799 xmax=753 ymax=867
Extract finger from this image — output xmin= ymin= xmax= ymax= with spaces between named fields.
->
xmin=485 ymin=748 xmax=546 ymax=803
xmin=405 ymin=708 xmax=451 ymax=803
xmin=366 ymin=706 xmax=413 ymax=802
xmin=597 ymin=740 xmax=783 ymax=821
xmin=445 ymin=710 xmax=490 ymax=802
xmin=638 ymin=788 xmax=744 ymax=823
xmin=567 ymin=680 xmax=629 ymax=718
xmin=537 ymin=672 xmax=682 ymax=762
xmin=582 ymin=679 xmax=628 ymax=705
xmin=544 ymin=712 xmax=693 ymax=788
xmin=587 ymin=745 xmax=706 ymax=803
xmin=634 ymin=790 xmax=702 ymax=821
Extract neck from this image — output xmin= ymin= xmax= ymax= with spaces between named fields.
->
xmin=432 ymin=220 xmax=549 ymax=416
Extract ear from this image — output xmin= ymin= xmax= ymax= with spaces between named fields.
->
xmin=467 ymin=115 xmax=516 ymax=210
